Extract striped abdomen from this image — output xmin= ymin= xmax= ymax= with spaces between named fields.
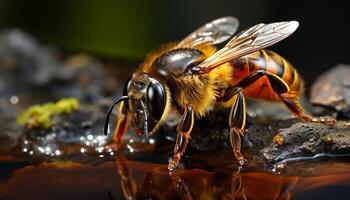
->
xmin=228 ymin=50 xmax=302 ymax=101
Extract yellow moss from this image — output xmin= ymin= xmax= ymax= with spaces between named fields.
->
xmin=56 ymin=98 xmax=80 ymax=114
xmin=17 ymin=98 xmax=80 ymax=129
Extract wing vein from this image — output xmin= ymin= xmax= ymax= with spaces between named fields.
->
xmin=198 ymin=21 xmax=299 ymax=72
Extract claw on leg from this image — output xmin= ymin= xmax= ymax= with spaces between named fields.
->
xmin=302 ymin=115 xmax=336 ymax=126
xmin=168 ymin=153 xmax=181 ymax=171
xmin=230 ymin=127 xmax=246 ymax=166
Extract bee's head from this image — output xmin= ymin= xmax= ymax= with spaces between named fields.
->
xmin=104 ymin=72 xmax=168 ymax=141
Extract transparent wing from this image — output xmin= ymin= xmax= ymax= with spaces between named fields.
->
xmin=177 ymin=16 xmax=239 ymax=47
xmin=198 ymin=21 xmax=299 ymax=72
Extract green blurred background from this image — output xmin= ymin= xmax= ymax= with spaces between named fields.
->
xmin=1 ymin=0 xmax=350 ymax=82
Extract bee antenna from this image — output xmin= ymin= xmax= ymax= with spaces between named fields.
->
xmin=140 ymin=100 xmax=150 ymax=143
xmin=104 ymin=96 xmax=131 ymax=136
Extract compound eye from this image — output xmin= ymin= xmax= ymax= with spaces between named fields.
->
xmin=146 ymin=80 xmax=166 ymax=121
xmin=123 ymin=76 xmax=132 ymax=96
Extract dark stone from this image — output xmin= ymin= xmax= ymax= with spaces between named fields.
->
xmin=311 ymin=64 xmax=350 ymax=118
xmin=155 ymin=100 xmax=350 ymax=169
xmin=261 ymin=122 xmax=350 ymax=163
xmin=0 ymin=29 xmax=108 ymax=105
xmin=0 ymin=99 xmax=21 ymax=153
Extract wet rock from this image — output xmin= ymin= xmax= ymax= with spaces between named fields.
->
xmin=148 ymin=106 xmax=300 ymax=169
xmin=0 ymin=29 xmax=61 ymax=87
xmin=0 ymin=99 xmax=22 ymax=153
xmin=311 ymin=64 xmax=350 ymax=117
xmin=0 ymin=29 xmax=114 ymax=156
xmin=187 ymin=114 xmax=291 ymax=154
xmin=18 ymin=102 xmax=114 ymax=159
xmin=56 ymin=54 xmax=107 ymax=103
xmin=0 ymin=29 xmax=109 ymax=105
xmin=151 ymin=101 xmax=350 ymax=169
xmin=261 ymin=122 xmax=350 ymax=163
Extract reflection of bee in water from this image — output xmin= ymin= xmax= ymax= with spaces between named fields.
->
xmin=115 ymin=152 xmax=247 ymax=200
xmin=104 ymin=17 xmax=335 ymax=170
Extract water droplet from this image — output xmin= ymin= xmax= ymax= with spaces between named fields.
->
xmin=80 ymin=148 xmax=86 ymax=153
xmin=87 ymin=135 xmax=94 ymax=140
xmin=38 ymin=147 xmax=45 ymax=153
xmin=10 ymin=95 xmax=19 ymax=104
xmin=96 ymin=147 xmax=104 ymax=153
xmin=45 ymin=147 xmax=51 ymax=152
xmin=276 ymin=162 xmax=286 ymax=169
xmin=97 ymin=136 xmax=104 ymax=141
xmin=55 ymin=150 xmax=61 ymax=156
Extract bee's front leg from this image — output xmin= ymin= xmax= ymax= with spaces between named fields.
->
xmin=168 ymin=105 xmax=194 ymax=171
xmin=113 ymin=102 xmax=128 ymax=149
xmin=228 ymin=87 xmax=247 ymax=166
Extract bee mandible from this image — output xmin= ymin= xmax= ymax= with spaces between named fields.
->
xmin=104 ymin=17 xmax=335 ymax=171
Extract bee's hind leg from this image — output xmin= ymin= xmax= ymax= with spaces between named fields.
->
xmin=261 ymin=70 xmax=336 ymax=125
xmin=279 ymin=92 xmax=336 ymax=125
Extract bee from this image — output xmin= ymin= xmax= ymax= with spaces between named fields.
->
xmin=104 ymin=17 xmax=335 ymax=171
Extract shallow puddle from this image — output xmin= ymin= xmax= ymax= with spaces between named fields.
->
xmin=1 ymin=154 xmax=350 ymax=200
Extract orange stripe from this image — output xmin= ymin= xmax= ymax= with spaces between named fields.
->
xmin=282 ymin=61 xmax=293 ymax=85
xmin=291 ymin=70 xmax=301 ymax=92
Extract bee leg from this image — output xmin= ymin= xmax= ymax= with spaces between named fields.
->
xmin=168 ymin=105 xmax=194 ymax=171
xmin=231 ymin=167 xmax=247 ymax=199
xmin=224 ymin=70 xmax=290 ymax=165
xmin=228 ymin=88 xmax=247 ymax=166
xmin=113 ymin=103 xmax=129 ymax=149
xmin=279 ymin=92 xmax=336 ymax=125
xmin=169 ymin=171 xmax=193 ymax=199
xmin=116 ymin=152 xmax=137 ymax=200
xmin=257 ymin=71 xmax=336 ymax=125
